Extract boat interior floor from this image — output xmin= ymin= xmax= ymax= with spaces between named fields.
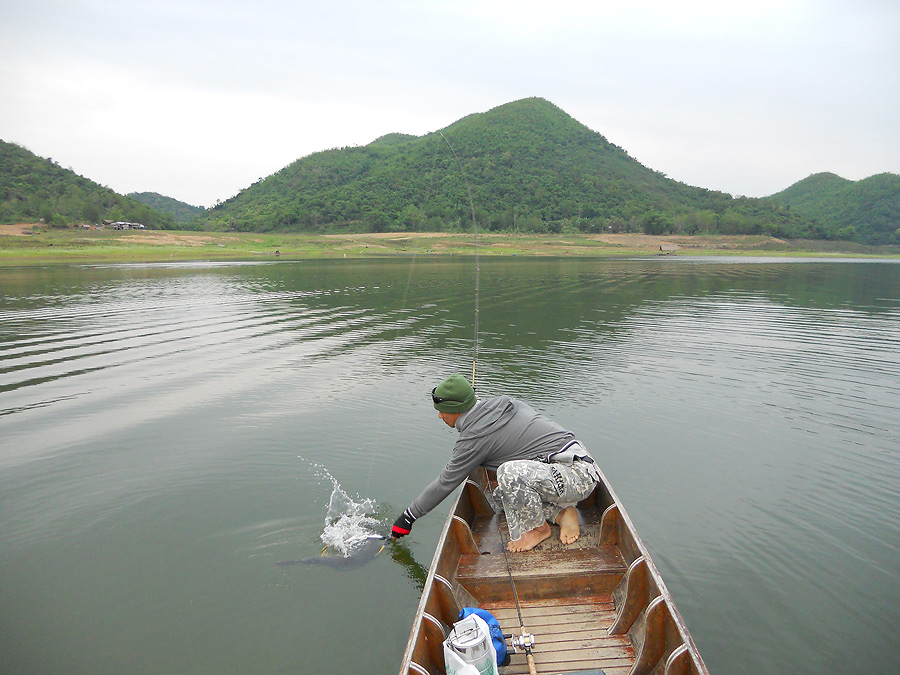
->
xmin=459 ymin=509 xmax=635 ymax=675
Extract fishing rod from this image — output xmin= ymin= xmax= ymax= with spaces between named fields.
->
xmin=441 ymin=135 xmax=537 ymax=674
xmin=498 ymin=525 xmax=538 ymax=675
xmin=479 ymin=471 xmax=538 ymax=675
xmin=439 ymin=132 xmax=479 ymax=390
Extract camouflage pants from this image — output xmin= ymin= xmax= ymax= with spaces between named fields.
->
xmin=493 ymin=458 xmax=600 ymax=541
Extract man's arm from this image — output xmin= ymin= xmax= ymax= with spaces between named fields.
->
xmin=391 ymin=440 xmax=486 ymax=536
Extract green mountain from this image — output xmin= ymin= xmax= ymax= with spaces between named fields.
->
xmin=6 ymin=99 xmax=896 ymax=243
xmin=0 ymin=140 xmax=173 ymax=229
xmin=203 ymin=97 xmax=809 ymax=238
xmin=768 ymin=172 xmax=900 ymax=244
xmin=128 ymin=191 xmax=205 ymax=227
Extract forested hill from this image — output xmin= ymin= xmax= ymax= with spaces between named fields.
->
xmin=768 ymin=172 xmax=900 ymax=244
xmin=0 ymin=140 xmax=173 ymax=229
xmin=128 ymin=192 xmax=205 ymax=227
xmin=4 ymin=99 xmax=897 ymax=243
xmin=203 ymin=97 xmax=811 ymax=238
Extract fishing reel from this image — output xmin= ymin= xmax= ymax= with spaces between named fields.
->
xmin=505 ymin=631 xmax=536 ymax=654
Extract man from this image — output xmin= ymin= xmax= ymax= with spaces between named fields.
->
xmin=392 ymin=374 xmax=600 ymax=552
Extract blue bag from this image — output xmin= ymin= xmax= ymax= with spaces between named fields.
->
xmin=457 ymin=607 xmax=509 ymax=665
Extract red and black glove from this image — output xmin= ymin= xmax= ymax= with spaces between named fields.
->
xmin=392 ymin=509 xmax=417 ymax=538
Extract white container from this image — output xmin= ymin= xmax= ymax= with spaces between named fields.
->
xmin=443 ymin=614 xmax=498 ymax=675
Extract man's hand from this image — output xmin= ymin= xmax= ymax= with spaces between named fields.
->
xmin=392 ymin=509 xmax=416 ymax=538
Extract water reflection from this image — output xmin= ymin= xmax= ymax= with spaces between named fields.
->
xmin=1 ymin=257 xmax=898 ymax=675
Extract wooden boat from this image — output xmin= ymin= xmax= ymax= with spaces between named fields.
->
xmin=398 ymin=466 xmax=710 ymax=675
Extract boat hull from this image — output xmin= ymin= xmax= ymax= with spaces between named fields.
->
xmin=398 ymin=467 xmax=710 ymax=675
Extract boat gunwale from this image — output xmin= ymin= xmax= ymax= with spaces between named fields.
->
xmin=398 ymin=477 xmax=470 ymax=674
xmin=593 ymin=464 xmax=711 ymax=675
xmin=399 ymin=467 xmax=711 ymax=675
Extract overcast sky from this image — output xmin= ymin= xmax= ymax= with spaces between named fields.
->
xmin=2 ymin=0 xmax=898 ymax=207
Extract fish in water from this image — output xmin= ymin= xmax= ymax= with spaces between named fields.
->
xmin=276 ymin=535 xmax=387 ymax=570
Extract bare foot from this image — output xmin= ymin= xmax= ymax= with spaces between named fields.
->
xmin=556 ymin=506 xmax=580 ymax=544
xmin=507 ymin=522 xmax=552 ymax=552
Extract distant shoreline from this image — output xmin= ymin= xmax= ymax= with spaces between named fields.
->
xmin=1 ymin=225 xmax=898 ymax=264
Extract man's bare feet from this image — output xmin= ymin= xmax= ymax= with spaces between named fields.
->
xmin=556 ymin=506 xmax=580 ymax=544
xmin=507 ymin=522 xmax=552 ymax=552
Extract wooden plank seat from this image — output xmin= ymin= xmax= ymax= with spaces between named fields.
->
xmin=457 ymin=544 xmax=627 ymax=602
xmin=456 ymin=506 xmax=627 ymax=602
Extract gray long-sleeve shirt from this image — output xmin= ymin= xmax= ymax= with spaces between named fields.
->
xmin=407 ymin=395 xmax=575 ymax=519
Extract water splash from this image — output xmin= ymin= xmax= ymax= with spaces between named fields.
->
xmin=299 ymin=456 xmax=383 ymax=557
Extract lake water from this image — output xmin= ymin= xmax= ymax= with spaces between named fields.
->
xmin=1 ymin=256 xmax=899 ymax=675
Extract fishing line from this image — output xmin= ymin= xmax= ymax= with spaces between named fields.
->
xmin=439 ymin=132 xmax=480 ymax=390
xmin=369 ymin=249 xmax=419 ymax=497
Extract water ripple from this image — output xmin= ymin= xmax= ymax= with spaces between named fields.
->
xmin=2 ymin=258 xmax=899 ymax=675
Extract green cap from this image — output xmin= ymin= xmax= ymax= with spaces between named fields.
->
xmin=431 ymin=374 xmax=477 ymax=414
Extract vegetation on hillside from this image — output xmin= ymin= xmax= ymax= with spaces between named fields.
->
xmin=3 ymin=98 xmax=897 ymax=244
xmin=769 ymin=172 xmax=900 ymax=244
xmin=0 ymin=140 xmax=173 ymax=229
xmin=128 ymin=191 xmax=205 ymax=228
xmin=202 ymin=98 xmax=813 ymax=238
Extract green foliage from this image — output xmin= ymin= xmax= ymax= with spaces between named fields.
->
xmin=200 ymin=98 xmax=810 ymax=238
xmin=0 ymin=140 xmax=173 ymax=229
xmin=769 ymin=172 xmax=900 ymax=244
xmin=128 ymin=192 xmax=205 ymax=228
xmin=6 ymin=99 xmax=896 ymax=243
xmin=641 ymin=211 xmax=673 ymax=235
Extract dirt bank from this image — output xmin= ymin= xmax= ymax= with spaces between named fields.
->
xmin=322 ymin=231 xmax=788 ymax=254
xmin=0 ymin=223 xmax=41 ymax=236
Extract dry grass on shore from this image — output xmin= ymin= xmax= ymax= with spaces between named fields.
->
xmin=1 ymin=224 xmax=897 ymax=263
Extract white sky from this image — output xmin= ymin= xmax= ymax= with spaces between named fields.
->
xmin=1 ymin=0 xmax=898 ymax=208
